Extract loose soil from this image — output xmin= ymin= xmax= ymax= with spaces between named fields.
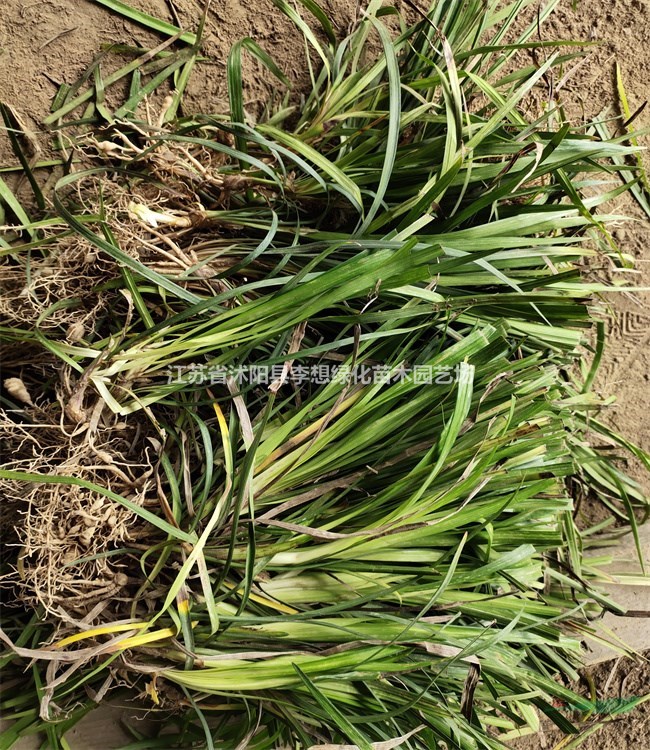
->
xmin=1 ymin=1 xmax=648 ymax=748
xmin=512 ymin=651 xmax=650 ymax=750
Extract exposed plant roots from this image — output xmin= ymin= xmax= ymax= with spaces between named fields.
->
xmin=0 ymin=134 xmax=263 ymax=620
xmin=0 ymin=398 xmax=157 ymax=618
xmin=0 ymin=233 xmax=117 ymax=336
xmin=0 ymin=149 xmax=247 ymax=340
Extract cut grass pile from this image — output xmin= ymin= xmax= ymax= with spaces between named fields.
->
xmin=0 ymin=0 xmax=649 ymax=748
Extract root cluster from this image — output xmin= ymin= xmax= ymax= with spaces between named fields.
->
xmin=0 ymin=399 xmax=157 ymax=617
xmin=0 ymin=233 xmax=117 ymax=337
xmin=0 ymin=132 xmax=253 ymax=621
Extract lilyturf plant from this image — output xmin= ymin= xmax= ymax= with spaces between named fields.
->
xmin=0 ymin=0 xmax=648 ymax=748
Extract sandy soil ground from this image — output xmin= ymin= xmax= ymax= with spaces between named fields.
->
xmin=1 ymin=1 xmax=648 ymax=748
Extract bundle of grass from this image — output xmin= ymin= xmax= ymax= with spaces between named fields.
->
xmin=1 ymin=0 xmax=648 ymax=748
